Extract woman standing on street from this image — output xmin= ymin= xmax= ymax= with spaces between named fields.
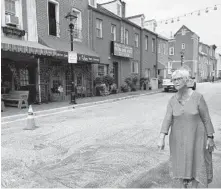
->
xmin=158 ymin=67 xmax=216 ymax=188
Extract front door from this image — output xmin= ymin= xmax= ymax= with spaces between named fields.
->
xmin=113 ymin=62 xmax=118 ymax=87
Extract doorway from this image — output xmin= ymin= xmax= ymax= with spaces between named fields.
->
xmin=113 ymin=62 xmax=118 ymax=87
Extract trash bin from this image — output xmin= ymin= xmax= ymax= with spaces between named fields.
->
xmin=150 ymin=78 xmax=159 ymax=90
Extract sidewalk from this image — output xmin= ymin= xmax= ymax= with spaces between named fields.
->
xmin=1 ymin=89 xmax=162 ymax=120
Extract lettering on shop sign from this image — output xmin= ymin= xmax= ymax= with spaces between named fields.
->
xmin=77 ymin=54 xmax=100 ymax=63
xmin=112 ymin=41 xmax=133 ymax=58
xmin=2 ymin=26 xmax=25 ymax=37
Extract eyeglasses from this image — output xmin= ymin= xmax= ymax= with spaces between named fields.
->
xmin=171 ymin=77 xmax=183 ymax=82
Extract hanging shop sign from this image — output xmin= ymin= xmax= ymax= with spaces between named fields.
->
xmin=112 ymin=41 xmax=133 ymax=58
xmin=77 ymin=54 xmax=100 ymax=63
xmin=68 ymin=51 xmax=77 ymax=64
xmin=2 ymin=26 xmax=25 ymax=37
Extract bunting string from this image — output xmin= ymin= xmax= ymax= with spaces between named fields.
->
xmin=144 ymin=4 xmax=221 ymax=26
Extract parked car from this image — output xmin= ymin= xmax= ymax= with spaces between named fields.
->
xmin=162 ymin=77 xmax=196 ymax=92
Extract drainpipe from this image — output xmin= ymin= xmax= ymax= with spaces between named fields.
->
xmin=156 ymin=35 xmax=158 ymax=78
xmin=37 ymin=57 xmax=41 ymax=104
xmin=140 ymin=28 xmax=143 ymax=89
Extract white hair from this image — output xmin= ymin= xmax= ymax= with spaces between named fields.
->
xmin=172 ymin=66 xmax=191 ymax=80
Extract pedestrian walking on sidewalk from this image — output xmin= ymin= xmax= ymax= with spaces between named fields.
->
xmin=158 ymin=67 xmax=216 ymax=188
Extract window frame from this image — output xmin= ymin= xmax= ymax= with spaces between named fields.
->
xmin=5 ymin=0 xmax=16 ymax=15
xmin=169 ymin=47 xmax=175 ymax=55
xmin=145 ymin=35 xmax=148 ymax=51
xmin=47 ymin=0 xmax=60 ymax=37
xmin=117 ymin=3 xmax=121 ymax=16
xmin=131 ymin=62 xmax=139 ymax=73
xmin=134 ymin=33 xmax=139 ymax=48
xmin=152 ymin=38 xmax=156 ymax=53
xmin=158 ymin=43 xmax=161 ymax=53
xmin=111 ymin=24 xmax=116 ymax=41
xmin=98 ymin=64 xmax=105 ymax=76
xmin=181 ymin=43 xmax=185 ymax=50
xmin=19 ymin=68 xmax=29 ymax=87
xmin=125 ymin=29 xmax=129 ymax=45
xmin=96 ymin=18 xmax=103 ymax=38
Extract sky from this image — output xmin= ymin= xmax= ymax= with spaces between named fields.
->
xmin=98 ymin=0 xmax=221 ymax=53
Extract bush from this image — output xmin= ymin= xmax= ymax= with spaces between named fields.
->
xmin=94 ymin=76 xmax=103 ymax=86
xmin=95 ymin=83 xmax=106 ymax=96
xmin=103 ymin=75 xmax=114 ymax=86
xmin=110 ymin=83 xmax=117 ymax=94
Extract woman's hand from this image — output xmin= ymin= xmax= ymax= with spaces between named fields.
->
xmin=158 ymin=133 xmax=165 ymax=150
xmin=206 ymin=138 xmax=216 ymax=153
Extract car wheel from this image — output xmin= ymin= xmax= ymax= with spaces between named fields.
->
xmin=164 ymin=88 xmax=169 ymax=92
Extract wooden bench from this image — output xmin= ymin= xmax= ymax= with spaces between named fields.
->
xmin=2 ymin=91 xmax=29 ymax=109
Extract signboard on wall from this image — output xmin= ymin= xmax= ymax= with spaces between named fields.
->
xmin=112 ymin=42 xmax=133 ymax=58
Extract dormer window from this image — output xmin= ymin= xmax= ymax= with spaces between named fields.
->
xmin=117 ymin=3 xmax=121 ymax=16
xmin=89 ymin=0 xmax=97 ymax=8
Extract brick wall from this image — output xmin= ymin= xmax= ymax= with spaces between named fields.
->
xmin=141 ymin=29 xmax=157 ymax=78
xmin=36 ymin=0 xmax=89 ymax=46
xmin=90 ymin=7 xmax=142 ymax=87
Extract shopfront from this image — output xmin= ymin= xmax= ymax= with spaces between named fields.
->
xmin=1 ymin=36 xmax=56 ymax=104
xmin=38 ymin=37 xmax=100 ymax=101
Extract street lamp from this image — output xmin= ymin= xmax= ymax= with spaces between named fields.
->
xmin=65 ymin=11 xmax=78 ymax=104
xmin=180 ymin=51 xmax=184 ymax=66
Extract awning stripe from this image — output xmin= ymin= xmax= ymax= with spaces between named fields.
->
xmin=1 ymin=43 xmax=56 ymax=56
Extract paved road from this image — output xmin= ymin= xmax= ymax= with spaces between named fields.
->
xmin=1 ymin=83 xmax=221 ymax=188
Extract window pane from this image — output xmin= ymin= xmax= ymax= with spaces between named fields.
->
xmin=48 ymin=2 xmax=57 ymax=36
xmin=5 ymin=0 xmax=16 ymax=14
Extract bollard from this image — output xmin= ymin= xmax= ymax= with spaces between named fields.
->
xmin=24 ymin=105 xmax=36 ymax=130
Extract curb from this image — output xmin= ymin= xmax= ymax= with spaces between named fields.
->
xmin=1 ymin=89 xmax=162 ymax=124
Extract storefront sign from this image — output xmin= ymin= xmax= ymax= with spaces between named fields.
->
xmin=68 ymin=51 xmax=77 ymax=63
xmin=112 ymin=42 xmax=133 ymax=58
xmin=77 ymin=54 xmax=100 ymax=63
xmin=2 ymin=26 xmax=25 ymax=37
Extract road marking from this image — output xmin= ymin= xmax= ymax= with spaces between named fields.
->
xmin=1 ymin=91 xmax=160 ymax=125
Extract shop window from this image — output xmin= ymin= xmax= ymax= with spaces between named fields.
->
xmin=98 ymin=65 xmax=105 ymax=76
xmin=96 ymin=18 xmax=103 ymax=38
xmin=77 ymin=74 xmax=83 ymax=86
xmin=19 ymin=68 xmax=29 ymax=86
xmin=131 ymin=62 xmax=138 ymax=73
xmin=125 ymin=29 xmax=129 ymax=45
xmin=111 ymin=24 xmax=116 ymax=41
xmin=48 ymin=0 xmax=60 ymax=37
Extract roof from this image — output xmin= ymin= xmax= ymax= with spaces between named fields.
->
xmin=157 ymin=34 xmax=169 ymax=41
xmin=89 ymin=4 xmax=158 ymax=36
xmin=174 ymin=25 xmax=199 ymax=38
xmin=99 ymin=0 xmax=117 ymax=5
xmin=126 ymin=14 xmax=145 ymax=19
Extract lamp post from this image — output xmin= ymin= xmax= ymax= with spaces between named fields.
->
xmin=65 ymin=11 xmax=78 ymax=104
xmin=180 ymin=51 xmax=184 ymax=66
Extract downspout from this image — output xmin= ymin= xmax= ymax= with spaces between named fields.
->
xmin=140 ymin=28 xmax=143 ymax=89
xmin=37 ymin=57 xmax=41 ymax=104
xmin=156 ymin=35 xmax=158 ymax=78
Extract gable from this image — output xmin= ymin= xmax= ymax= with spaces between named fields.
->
xmin=174 ymin=25 xmax=194 ymax=37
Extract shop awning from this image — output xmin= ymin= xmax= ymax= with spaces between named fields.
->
xmin=1 ymin=36 xmax=56 ymax=56
xmin=39 ymin=36 xmax=100 ymax=63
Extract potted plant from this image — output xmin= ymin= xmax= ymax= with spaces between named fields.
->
xmin=110 ymin=83 xmax=117 ymax=94
xmin=120 ymin=83 xmax=129 ymax=92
